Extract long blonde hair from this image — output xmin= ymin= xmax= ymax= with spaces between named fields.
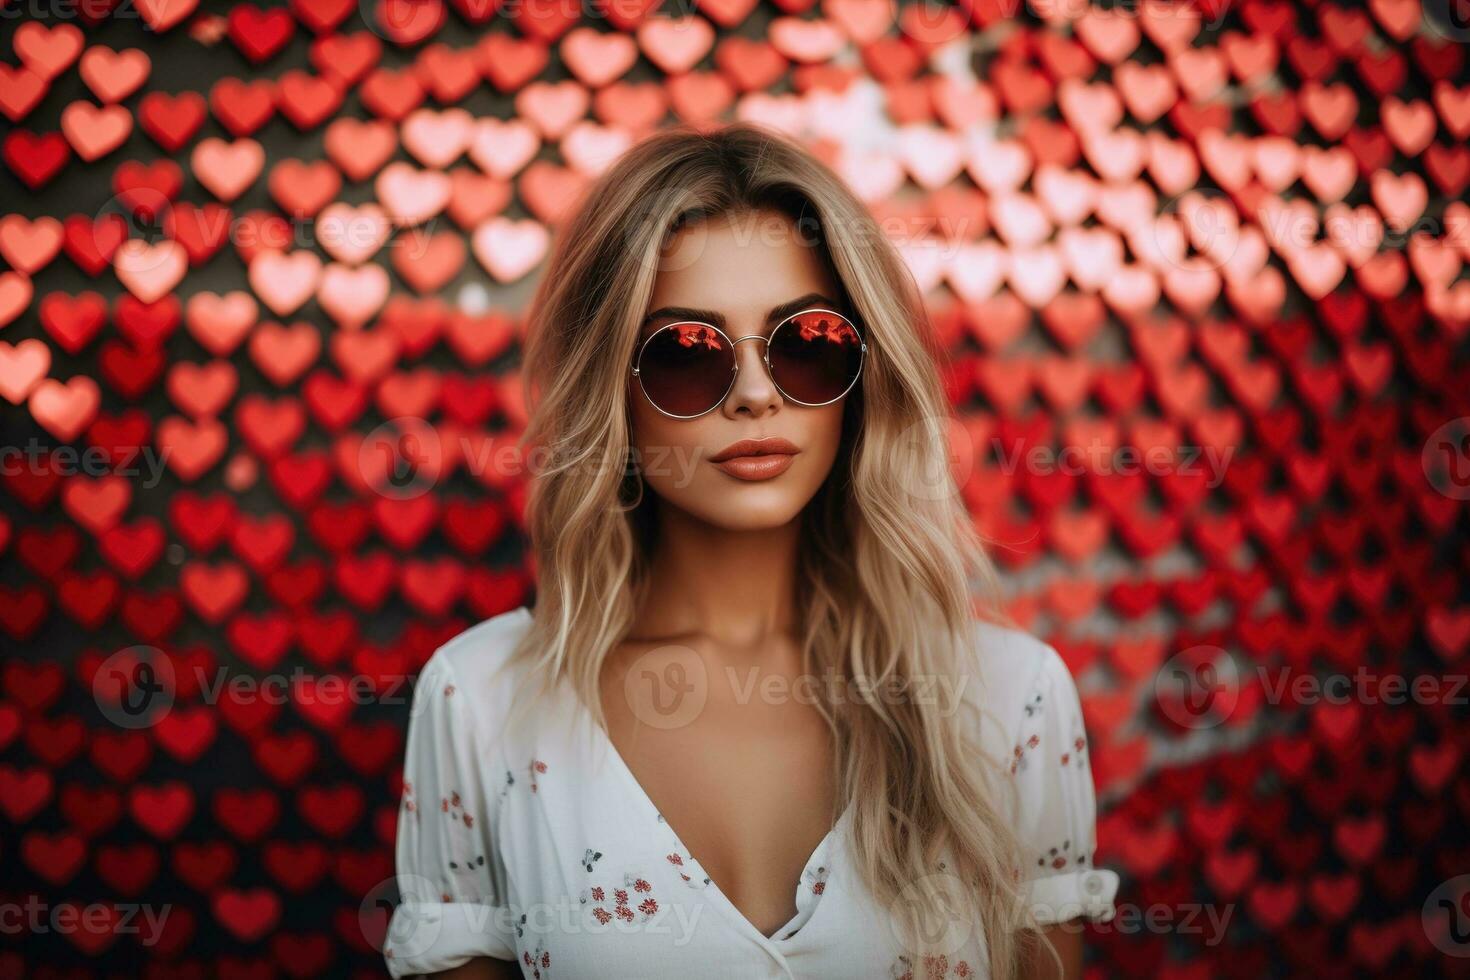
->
xmin=511 ymin=121 xmax=1047 ymax=976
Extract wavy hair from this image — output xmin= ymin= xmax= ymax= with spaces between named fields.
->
xmin=508 ymin=121 xmax=1049 ymax=977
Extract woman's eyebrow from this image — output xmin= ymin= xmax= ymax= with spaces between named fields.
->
xmin=639 ymin=291 xmax=841 ymax=333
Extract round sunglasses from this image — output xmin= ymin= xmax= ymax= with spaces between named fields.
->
xmin=631 ymin=307 xmax=868 ymax=419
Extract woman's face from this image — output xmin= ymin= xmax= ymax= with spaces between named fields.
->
xmin=627 ymin=210 xmax=851 ymax=531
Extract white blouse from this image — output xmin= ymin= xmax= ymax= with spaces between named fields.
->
xmin=384 ymin=606 xmax=1118 ymax=979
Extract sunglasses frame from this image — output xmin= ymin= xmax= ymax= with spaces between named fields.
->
xmin=630 ymin=307 xmax=868 ymax=420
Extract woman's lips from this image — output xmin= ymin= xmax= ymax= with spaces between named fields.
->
xmin=713 ymin=453 xmax=796 ymax=481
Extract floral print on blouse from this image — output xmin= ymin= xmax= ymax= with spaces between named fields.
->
xmin=384 ymin=607 xmax=1118 ymax=979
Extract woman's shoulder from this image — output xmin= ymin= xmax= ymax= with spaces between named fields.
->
xmin=962 ymin=617 xmax=1082 ymax=755
xmin=413 ymin=605 xmax=537 ymax=728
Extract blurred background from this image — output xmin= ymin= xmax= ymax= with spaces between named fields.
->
xmin=1 ymin=0 xmax=1468 ymax=976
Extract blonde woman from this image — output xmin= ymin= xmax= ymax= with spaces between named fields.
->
xmin=384 ymin=122 xmax=1117 ymax=980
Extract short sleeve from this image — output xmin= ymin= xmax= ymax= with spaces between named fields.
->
xmin=1009 ymin=646 xmax=1119 ymax=926
xmin=384 ymin=652 xmax=519 ymax=977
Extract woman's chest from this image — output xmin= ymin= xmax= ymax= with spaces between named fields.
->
xmin=485 ymin=705 xmax=988 ymax=980
xmin=603 ymin=697 xmax=839 ymax=936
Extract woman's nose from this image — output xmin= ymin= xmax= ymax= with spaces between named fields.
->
xmin=723 ymin=335 xmax=781 ymax=415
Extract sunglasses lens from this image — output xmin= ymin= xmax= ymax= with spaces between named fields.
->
xmin=768 ymin=310 xmax=864 ymax=405
xmin=637 ymin=323 xmax=734 ymax=417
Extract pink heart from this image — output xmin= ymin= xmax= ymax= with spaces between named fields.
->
xmin=944 ymin=242 xmax=1007 ymax=303
xmin=560 ymin=27 xmax=638 ymax=88
xmin=192 ymin=137 xmax=265 ymax=202
xmin=1445 ymin=202 xmax=1470 ymax=262
xmin=1406 ymin=234 xmax=1460 ymax=290
xmin=825 ymin=0 xmax=893 ymax=44
xmin=401 ymin=107 xmax=473 ymax=169
xmin=79 ymin=46 xmax=151 ymax=103
xmin=560 ymin=122 xmax=633 ymax=178
xmin=1095 ymin=181 xmax=1156 ymax=232
xmin=1301 ymin=145 xmax=1357 ymax=204
xmin=1286 ymin=243 xmax=1347 ymax=300
xmin=317 ymin=203 xmax=391 ymax=265
xmin=472 ymin=217 xmax=549 ymax=283
xmin=1255 ymin=196 xmax=1319 ymax=256
xmin=1007 ymin=245 xmax=1066 ymax=307
xmin=1161 ymin=258 xmax=1222 ymax=318
xmin=1198 ymin=129 xmax=1252 ymax=191
xmin=1035 ymin=164 xmax=1099 ymax=225
xmin=898 ymin=127 xmax=963 ymax=191
xmin=1434 ymin=81 xmax=1470 ymax=141
xmin=1177 ymin=191 xmax=1239 ymax=261
xmin=767 ymin=17 xmax=844 ymax=63
xmin=375 ymin=162 xmax=450 ymax=226
xmin=990 ymin=192 xmax=1052 ymax=249
xmin=186 ymin=292 xmax=259 ymax=357
xmin=0 ymin=216 xmax=63 ymax=274
xmin=134 ymin=0 xmax=199 ymax=32
xmin=114 ymin=240 xmax=187 ymax=303
xmin=964 ymin=137 xmax=1032 ymax=194
xmin=1058 ymin=227 xmax=1122 ymax=291
xmin=249 ymin=250 xmax=323 ymax=316
xmin=1101 ymin=263 xmax=1161 ymax=318
xmin=0 ymin=272 xmax=34 ymax=328
xmin=1083 ymin=128 xmax=1145 ymax=182
xmin=1225 ymin=265 xmax=1285 ymax=325
xmin=29 ymin=375 xmax=99 ymax=442
xmin=1171 ymin=47 xmax=1227 ymax=103
xmin=1075 ymin=7 xmax=1141 ymax=64
xmin=1382 ymin=96 xmax=1435 ymax=157
xmin=1324 ymin=204 xmax=1384 ymax=268
xmin=636 ymin=16 xmax=716 ymax=74
xmin=1370 ymin=170 xmax=1427 ymax=231
xmin=740 ymin=95 xmax=811 ymax=149
xmin=60 ymin=101 xmax=132 ymax=161
xmin=514 ymin=81 xmax=591 ymax=140
xmin=1057 ymin=78 xmax=1122 ymax=135
xmin=1146 ymin=132 xmax=1199 ymax=196
xmin=468 ymin=118 xmax=541 ymax=180
xmin=317 ymin=263 xmax=389 ymax=329
xmin=157 ymin=416 xmax=228 ymax=482
xmin=0 ymin=338 xmax=51 ymax=405
xmin=1219 ymin=226 xmax=1269 ymax=287
xmin=1251 ymin=136 xmax=1301 ymax=193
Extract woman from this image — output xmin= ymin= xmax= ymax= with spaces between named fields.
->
xmin=384 ymin=122 xmax=1117 ymax=980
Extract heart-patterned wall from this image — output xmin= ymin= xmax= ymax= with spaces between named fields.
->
xmin=1 ymin=0 xmax=1469 ymax=976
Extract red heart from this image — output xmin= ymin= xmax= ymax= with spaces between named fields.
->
xmin=3 ymin=129 xmax=71 ymax=189
xmin=293 ymin=0 xmax=356 ymax=34
xmin=214 ymin=888 xmax=281 ymax=942
xmin=228 ymin=5 xmax=296 ymax=63
xmin=211 ymin=77 xmax=276 ymax=136
xmin=309 ymin=31 xmax=382 ymax=85
xmin=0 ymin=65 xmax=48 ymax=123
xmin=277 ymin=70 xmax=345 ymax=129
xmin=14 ymin=21 xmax=83 ymax=79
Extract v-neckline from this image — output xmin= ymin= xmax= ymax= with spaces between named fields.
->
xmin=573 ymin=685 xmax=850 ymax=944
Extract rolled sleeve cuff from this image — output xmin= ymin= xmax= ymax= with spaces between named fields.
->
xmin=1025 ymin=868 xmax=1120 ymax=925
xmin=383 ymin=900 xmax=519 ymax=978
